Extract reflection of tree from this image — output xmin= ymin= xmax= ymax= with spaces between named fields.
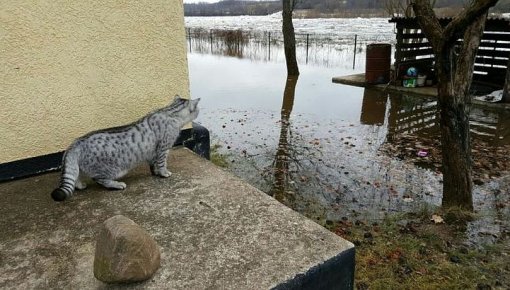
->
xmin=264 ymin=76 xmax=338 ymax=220
xmin=270 ymin=76 xmax=299 ymax=202
xmin=269 ymin=76 xmax=298 ymax=202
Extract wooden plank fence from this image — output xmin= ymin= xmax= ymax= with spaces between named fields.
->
xmin=390 ymin=17 xmax=510 ymax=86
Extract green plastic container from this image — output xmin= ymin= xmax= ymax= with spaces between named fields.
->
xmin=403 ymin=78 xmax=417 ymax=88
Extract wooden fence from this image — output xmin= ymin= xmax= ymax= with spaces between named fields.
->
xmin=390 ymin=17 xmax=510 ymax=86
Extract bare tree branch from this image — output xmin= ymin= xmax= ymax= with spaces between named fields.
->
xmin=412 ymin=0 xmax=498 ymax=52
xmin=443 ymin=0 xmax=499 ymax=46
xmin=412 ymin=0 xmax=444 ymax=53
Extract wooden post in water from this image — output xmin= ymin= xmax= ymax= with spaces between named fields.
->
xmin=306 ymin=34 xmax=309 ymax=64
xmin=210 ymin=30 xmax=213 ymax=53
xmin=188 ymin=28 xmax=192 ymax=53
xmin=353 ymin=34 xmax=357 ymax=70
xmin=268 ymin=32 xmax=271 ymax=61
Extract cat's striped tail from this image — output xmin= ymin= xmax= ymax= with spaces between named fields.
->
xmin=51 ymin=146 xmax=81 ymax=201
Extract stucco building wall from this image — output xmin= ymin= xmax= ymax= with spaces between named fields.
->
xmin=0 ymin=1 xmax=190 ymax=163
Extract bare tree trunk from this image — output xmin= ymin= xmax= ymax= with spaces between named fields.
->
xmin=412 ymin=0 xmax=498 ymax=211
xmin=282 ymin=0 xmax=299 ymax=76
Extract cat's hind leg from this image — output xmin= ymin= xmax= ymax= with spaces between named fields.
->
xmin=94 ymin=179 xmax=127 ymax=190
xmin=151 ymin=149 xmax=171 ymax=178
xmin=90 ymin=168 xmax=128 ymax=190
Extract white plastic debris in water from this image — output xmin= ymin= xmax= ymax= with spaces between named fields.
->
xmin=474 ymin=89 xmax=503 ymax=103
xmin=403 ymin=197 xmax=414 ymax=203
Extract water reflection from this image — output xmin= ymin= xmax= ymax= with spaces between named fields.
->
xmin=189 ymin=29 xmax=249 ymax=58
xmin=385 ymin=94 xmax=439 ymax=143
xmin=186 ymin=28 xmax=375 ymax=69
xmin=360 ymin=89 xmax=388 ymax=126
xmin=270 ymin=75 xmax=298 ymax=203
xmin=473 ymin=107 xmax=510 ymax=146
xmin=374 ymin=92 xmax=510 ymax=244
xmin=198 ymin=87 xmax=509 ymax=243
xmin=383 ymin=93 xmax=510 ymax=147
xmin=190 ymin=46 xmax=510 ymax=244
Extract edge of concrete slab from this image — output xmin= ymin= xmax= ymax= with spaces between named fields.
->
xmin=332 ymin=74 xmax=510 ymax=110
xmin=0 ymin=147 xmax=355 ymax=290
xmin=272 ymin=247 xmax=355 ymax=290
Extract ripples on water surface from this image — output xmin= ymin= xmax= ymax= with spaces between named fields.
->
xmin=186 ymin=16 xmax=510 ymax=244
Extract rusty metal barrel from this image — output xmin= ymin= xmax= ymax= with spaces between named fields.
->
xmin=365 ymin=43 xmax=391 ymax=85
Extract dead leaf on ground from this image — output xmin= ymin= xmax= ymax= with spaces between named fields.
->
xmin=431 ymin=214 xmax=444 ymax=224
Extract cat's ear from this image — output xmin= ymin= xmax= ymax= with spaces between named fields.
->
xmin=171 ymin=95 xmax=185 ymax=104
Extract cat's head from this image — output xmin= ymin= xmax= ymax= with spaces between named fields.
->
xmin=170 ymin=95 xmax=200 ymax=122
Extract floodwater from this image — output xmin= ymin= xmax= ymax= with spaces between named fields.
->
xmin=186 ymin=18 xmax=510 ymax=245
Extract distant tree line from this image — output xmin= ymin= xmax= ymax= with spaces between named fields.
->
xmin=184 ymin=0 xmax=280 ymax=16
xmin=294 ymin=0 xmax=510 ymax=14
xmin=184 ymin=0 xmax=510 ymax=17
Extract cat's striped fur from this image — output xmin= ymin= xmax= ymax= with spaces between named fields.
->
xmin=51 ymin=96 xmax=200 ymax=201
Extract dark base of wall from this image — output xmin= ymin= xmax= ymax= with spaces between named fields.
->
xmin=0 ymin=123 xmax=210 ymax=183
xmin=272 ymin=248 xmax=355 ymax=290
xmin=0 ymin=151 xmax=64 ymax=183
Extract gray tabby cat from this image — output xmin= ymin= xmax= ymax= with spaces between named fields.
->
xmin=51 ymin=96 xmax=200 ymax=201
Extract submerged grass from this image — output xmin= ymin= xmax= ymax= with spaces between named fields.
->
xmin=323 ymin=212 xmax=510 ymax=290
xmin=210 ymin=144 xmax=230 ymax=168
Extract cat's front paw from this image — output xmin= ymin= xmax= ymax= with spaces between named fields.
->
xmin=116 ymin=182 xmax=127 ymax=190
xmin=95 ymin=179 xmax=127 ymax=190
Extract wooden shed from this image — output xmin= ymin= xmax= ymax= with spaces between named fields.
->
xmin=389 ymin=17 xmax=510 ymax=87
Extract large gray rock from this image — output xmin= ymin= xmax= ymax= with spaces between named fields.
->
xmin=93 ymin=215 xmax=161 ymax=283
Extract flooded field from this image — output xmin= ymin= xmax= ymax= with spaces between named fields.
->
xmin=186 ymin=16 xmax=510 ymax=245
xmin=186 ymin=15 xmax=394 ymax=69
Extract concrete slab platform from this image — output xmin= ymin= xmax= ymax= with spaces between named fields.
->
xmin=332 ymin=73 xmax=510 ymax=110
xmin=332 ymin=73 xmax=437 ymax=97
xmin=0 ymin=147 xmax=354 ymax=289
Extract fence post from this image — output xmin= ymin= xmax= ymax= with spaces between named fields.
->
xmin=188 ymin=28 xmax=192 ymax=53
xmin=210 ymin=30 xmax=213 ymax=53
xmin=268 ymin=32 xmax=271 ymax=61
xmin=306 ymin=33 xmax=309 ymax=64
xmin=353 ymin=34 xmax=357 ymax=70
